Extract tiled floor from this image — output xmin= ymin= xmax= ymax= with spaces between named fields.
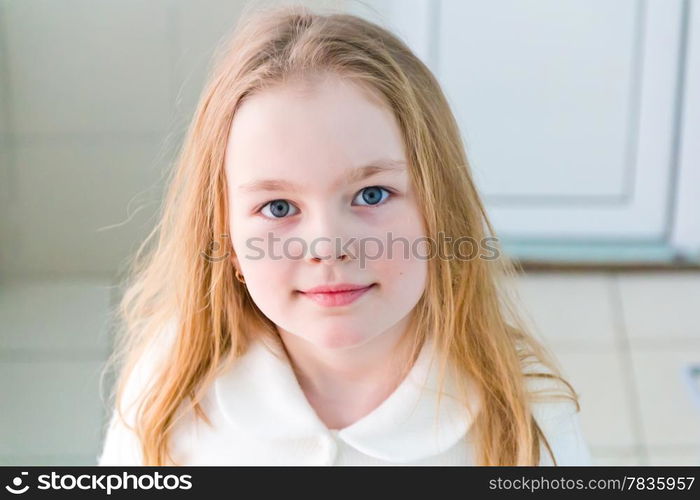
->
xmin=514 ymin=271 xmax=700 ymax=465
xmin=0 ymin=271 xmax=699 ymax=465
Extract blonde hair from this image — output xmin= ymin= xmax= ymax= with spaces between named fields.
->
xmin=100 ymin=1 xmax=580 ymax=466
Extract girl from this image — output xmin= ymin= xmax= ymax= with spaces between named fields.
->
xmin=98 ymin=3 xmax=591 ymax=466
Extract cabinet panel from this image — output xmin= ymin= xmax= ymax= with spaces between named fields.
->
xmin=440 ymin=0 xmax=636 ymax=200
xmin=436 ymin=0 xmax=684 ymax=240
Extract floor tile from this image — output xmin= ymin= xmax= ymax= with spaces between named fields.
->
xmin=616 ymin=272 xmax=700 ymax=346
xmin=630 ymin=348 xmax=700 ymax=447
xmin=591 ymin=447 xmax=644 ymax=465
xmin=647 ymin=446 xmax=700 ymax=465
xmin=547 ymin=350 xmax=639 ymax=449
xmin=515 ymin=272 xmax=618 ymax=350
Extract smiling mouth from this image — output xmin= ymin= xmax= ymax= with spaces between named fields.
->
xmin=296 ymin=283 xmax=377 ymax=307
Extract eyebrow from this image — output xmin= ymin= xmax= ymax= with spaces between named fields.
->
xmin=236 ymin=158 xmax=407 ymax=193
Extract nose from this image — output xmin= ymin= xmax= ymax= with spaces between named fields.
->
xmin=308 ymin=236 xmax=350 ymax=264
xmin=303 ymin=212 xmax=354 ymax=265
xmin=312 ymin=253 xmax=349 ymax=264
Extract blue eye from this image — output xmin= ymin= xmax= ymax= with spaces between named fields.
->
xmin=257 ymin=186 xmax=393 ymax=220
xmin=353 ymin=186 xmax=391 ymax=206
xmin=260 ymin=199 xmax=300 ymax=219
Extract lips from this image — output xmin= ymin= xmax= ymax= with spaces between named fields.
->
xmin=298 ymin=283 xmax=376 ymax=307
xmin=301 ymin=283 xmax=374 ymax=294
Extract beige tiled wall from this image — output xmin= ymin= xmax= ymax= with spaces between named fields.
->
xmin=0 ymin=0 xmax=346 ymax=280
xmin=0 ymin=280 xmax=115 ymax=464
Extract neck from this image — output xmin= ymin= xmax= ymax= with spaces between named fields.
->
xmin=276 ymin=315 xmax=420 ymax=430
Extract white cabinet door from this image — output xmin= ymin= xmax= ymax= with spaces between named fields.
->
xmin=351 ymin=0 xmax=693 ymax=260
xmin=437 ymin=0 xmax=685 ymax=241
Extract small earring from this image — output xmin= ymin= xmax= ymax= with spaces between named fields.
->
xmin=235 ymin=268 xmax=246 ymax=284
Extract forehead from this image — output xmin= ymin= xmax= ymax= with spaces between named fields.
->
xmin=225 ymin=75 xmax=407 ymax=186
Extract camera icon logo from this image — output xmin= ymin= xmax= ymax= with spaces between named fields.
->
xmin=5 ymin=471 xmax=29 ymax=494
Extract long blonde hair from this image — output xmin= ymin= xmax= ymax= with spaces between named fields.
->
xmin=100 ymin=1 xmax=580 ymax=466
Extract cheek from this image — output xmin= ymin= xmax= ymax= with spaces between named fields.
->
xmin=229 ymin=216 xmax=293 ymax=299
xmin=375 ymin=243 xmax=428 ymax=304
xmin=370 ymin=215 xmax=429 ymax=306
xmin=232 ymin=227 xmax=291 ymax=284
xmin=236 ymin=256 xmax=295 ymax=325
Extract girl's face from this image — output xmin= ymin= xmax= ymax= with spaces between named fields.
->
xmin=225 ymin=72 xmax=428 ymax=350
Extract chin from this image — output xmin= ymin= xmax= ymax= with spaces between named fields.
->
xmin=307 ymin=328 xmax=369 ymax=350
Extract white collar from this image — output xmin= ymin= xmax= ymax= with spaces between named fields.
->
xmin=213 ymin=334 xmax=482 ymax=463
